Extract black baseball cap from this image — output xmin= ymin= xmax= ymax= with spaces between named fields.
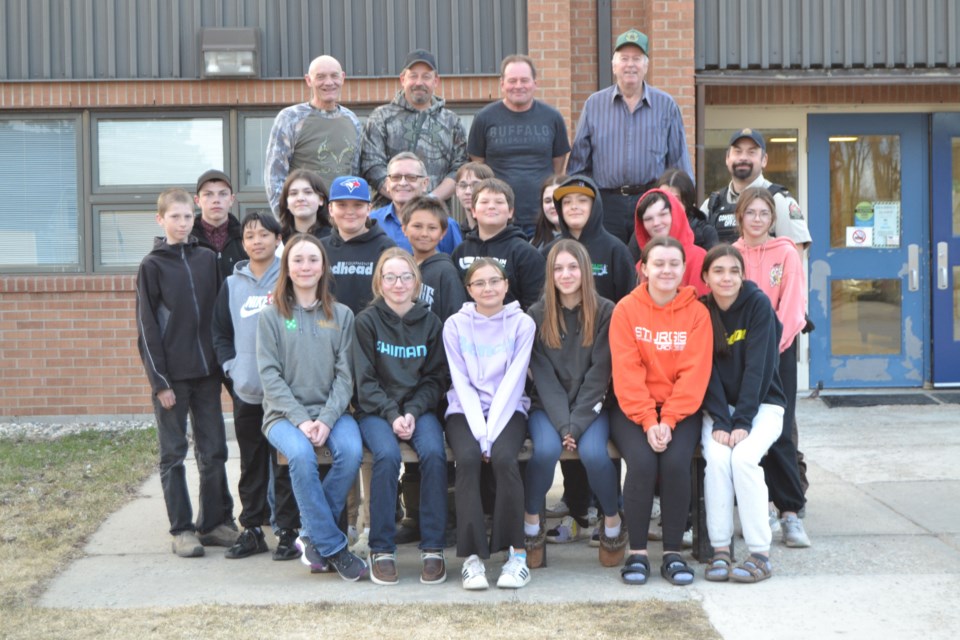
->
xmin=728 ymin=128 xmax=766 ymax=152
xmin=403 ymin=49 xmax=437 ymax=71
xmin=196 ymin=169 xmax=233 ymax=193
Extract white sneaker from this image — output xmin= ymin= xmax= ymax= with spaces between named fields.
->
xmin=769 ymin=507 xmax=782 ymax=534
xmin=497 ymin=546 xmax=531 ymax=589
xmin=648 ymin=496 xmax=663 ymax=540
xmin=461 ymin=554 xmax=489 ymax=590
xmin=347 ymin=525 xmax=359 ymax=546
xmin=651 ymin=496 xmax=662 ymax=520
xmin=782 ymin=515 xmax=811 ymax=548
xmin=545 ymin=499 xmax=569 ymax=518
xmin=349 ymin=529 xmax=370 ymax=559
xmin=682 ymin=527 xmax=693 ymax=548
xmin=586 ymin=506 xmax=599 ymax=526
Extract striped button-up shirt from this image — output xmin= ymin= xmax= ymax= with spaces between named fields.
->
xmin=567 ymin=83 xmax=692 ymax=189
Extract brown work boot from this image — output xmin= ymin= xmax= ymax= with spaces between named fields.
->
xmin=525 ymin=522 xmax=547 ymax=569
xmin=420 ymin=549 xmax=447 ymax=584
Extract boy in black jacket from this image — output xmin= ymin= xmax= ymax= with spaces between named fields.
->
xmin=190 ymin=169 xmax=247 ymax=285
xmin=137 ymin=187 xmax=237 ymax=558
xmin=401 ymin=195 xmax=467 ymax=323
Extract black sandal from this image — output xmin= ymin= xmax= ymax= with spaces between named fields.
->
xmin=620 ymin=554 xmax=650 ymax=585
xmin=661 ymin=552 xmax=694 ymax=585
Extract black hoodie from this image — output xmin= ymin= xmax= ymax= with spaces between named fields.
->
xmin=136 ymin=236 xmax=219 ymax=392
xmin=321 ymin=220 xmax=397 ymax=315
xmin=452 ymin=224 xmax=545 ymax=310
xmin=190 ymin=213 xmax=247 ymax=285
xmin=352 ymin=298 xmax=448 ymax=422
xmin=418 ymin=252 xmax=467 ymax=323
xmin=546 ymin=175 xmax=636 ymax=303
xmin=701 ymin=280 xmax=787 ymax=433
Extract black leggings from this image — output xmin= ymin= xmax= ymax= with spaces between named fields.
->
xmin=762 ymin=338 xmax=806 ymax=513
xmin=610 ymin=405 xmax=700 ymax=552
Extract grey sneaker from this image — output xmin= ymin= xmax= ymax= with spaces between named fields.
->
xmin=545 ymin=499 xmax=569 ymax=518
xmin=325 ymin=546 xmax=370 ymax=582
xmin=197 ymin=522 xmax=240 ymax=547
xmin=172 ymin=531 xmax=204 ymax=557
xmin=769 ymin=507 xmax=782 ymax=534
xmin=781 ymin=514 xmax=811 ymax=548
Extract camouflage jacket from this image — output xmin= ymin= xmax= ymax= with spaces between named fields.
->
xmin=359 ymin=92 xmax=468 ymax=193
xmin=264 ymin=102 xmax=362 ymax=214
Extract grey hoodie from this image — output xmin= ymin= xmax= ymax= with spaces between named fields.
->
xmin=257 ymin=299 xmax=355 ymax=437
xmin=212 ymin=257 xmax=281 ymax=405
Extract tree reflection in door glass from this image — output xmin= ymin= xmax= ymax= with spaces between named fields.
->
xmin=829 ymin=136 xmax=901 ymax=248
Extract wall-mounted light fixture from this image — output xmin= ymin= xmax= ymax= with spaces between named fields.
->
xmin=200 ymin=28 xmax=259 ymax=78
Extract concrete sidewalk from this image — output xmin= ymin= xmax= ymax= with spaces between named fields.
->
xmin=39 ymin=398 xmax=960 ymax=639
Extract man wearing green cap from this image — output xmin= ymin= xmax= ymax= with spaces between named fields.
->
xmin=568 ymin=29 xmax=693 ymax=244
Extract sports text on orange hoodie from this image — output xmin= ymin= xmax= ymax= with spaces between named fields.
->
xmin=610 ymin=282 xmax=713 ymax=431
xmin=733 ymin=235 xmax=806 ymax=352
xmin=634 ymin=188 xmax=709 ymax=296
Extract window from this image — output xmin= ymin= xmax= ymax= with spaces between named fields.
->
xmin=240 ymin=115 xmax=276 ymax=191
xmin=703 ymin=128 xmax=800 ymax=198
xmin=95 ymin=208 xmax=159 ymax=268
xmin=0 ymin=118 xmax=80 ymax=269
xmin=95 ymin=117 xmax=225 ymax=188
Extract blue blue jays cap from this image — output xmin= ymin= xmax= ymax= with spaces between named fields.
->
xmin=328 ymin=176 xmax=371 ymax=202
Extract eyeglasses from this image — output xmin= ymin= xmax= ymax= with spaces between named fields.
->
xmin=387 ymin=174 xmax=424 ymax=183
xmin=457 ymin=181 xmax=481 ymax=190
xmin=744 ymin=209 xmax=772 ymax=220
xmin=381 ymin=272 xmax=416 ymax=285
xmin=467 ymin=276 xmax=505 ymax=290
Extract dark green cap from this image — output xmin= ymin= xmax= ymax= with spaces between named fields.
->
xmin=614 ymin=29 xmax=649 ymax=55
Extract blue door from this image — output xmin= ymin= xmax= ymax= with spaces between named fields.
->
xmin=931 ymin=113 xmax=960 ymax=386
xmin=807 ymin=114 xmax=928 ymax=388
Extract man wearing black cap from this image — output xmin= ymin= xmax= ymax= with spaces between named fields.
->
xmin=701 ymin=128 xmax=811 ymax=249
xmin=567 ymin=29 xmax=693 ymax=244
xmin=192 ymin=169 xmax=247 ymax=284
xmin=360 ymin=49 xmax=468 ymax=204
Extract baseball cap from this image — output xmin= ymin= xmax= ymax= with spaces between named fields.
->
xmin=328 ymin=176 xmax=371 ymax=202
xmin=553 ymin=178 xmax=597 ymax=202
xmin=729 ymin=128 xmax=766 ymax=151
xmin=614 ymin=29 xmax=649 ymax=55
xmin=403 ymin=49 xmax=437 ymax=71
xmin=196 ymin=169 xmax=232 ymax=193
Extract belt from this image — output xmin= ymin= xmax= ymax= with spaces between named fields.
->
xmin=600 ymin=183 xmax=653 ymax=196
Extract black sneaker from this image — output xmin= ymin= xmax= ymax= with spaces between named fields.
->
xmin=324 ymin=546 xmax=369 ymax=582
xmin=294 ymin=535 xmax=329 ymax=573
xmin=225 ymin=528 xmax=268 ymax=559
xmin=274 ymin=528 xmax=301 ymax=562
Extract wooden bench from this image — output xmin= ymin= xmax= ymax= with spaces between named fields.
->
xmin=279 ymin=439 xmax=719 ymax=562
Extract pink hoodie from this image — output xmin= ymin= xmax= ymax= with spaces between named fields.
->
xmin=634 ymin=188 xmax=709 ymax=296
xmin=733 ymin=236 xmax=806 ymax=352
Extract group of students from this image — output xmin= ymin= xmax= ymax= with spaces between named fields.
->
xmin=138 ymin=160 xmax=809 ymax=590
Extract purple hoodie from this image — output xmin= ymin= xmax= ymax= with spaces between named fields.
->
xmin=443 ymin=300 xmax=535 ymax=455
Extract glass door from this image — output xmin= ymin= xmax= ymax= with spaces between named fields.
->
xmin=807 ymin=114 xmax=928 ymax=388
xmin=931 ymin=113 xmax=960 ymax=386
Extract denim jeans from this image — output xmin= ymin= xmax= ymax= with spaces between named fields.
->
xmin=265 ymin=415 xmax=362 ymax=557
xmin=359 ymin=413 xmax=448 ymax=552
xmin=524 ymin=409 xmax=619 ymax=518
xmin=153 ymin=374 xmax=233 ymax=535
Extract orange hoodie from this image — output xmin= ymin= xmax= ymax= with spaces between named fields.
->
xmin=610 ymin=282 xmax=713 ymax=431
xmin=634 ymin=188 xmax=709 ymax=296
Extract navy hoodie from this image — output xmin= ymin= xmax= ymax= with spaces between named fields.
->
xmin=136 ymin=236 xmax=219 ymax=392
xmin=701 ymin=280 xmax=787 ymax=433
xmin=353 ymin=298 xmax=448 ymax=422
xmin=546 ymin=175 xmax=636 ymax=303
xmin=321 ymin=219 xmax=396 ymax=315
xmin=418 ymin=252 xmax=467 ymax=323
xmin=452 ymin=224 xmax=545 ymax=310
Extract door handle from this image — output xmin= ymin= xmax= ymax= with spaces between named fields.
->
xmin=908 ymin=244 xmax=919 ymax=292
xmin=937 ymin=242 xmax=949 ymax=290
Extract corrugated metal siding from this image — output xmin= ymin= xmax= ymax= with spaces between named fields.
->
xmin=0 ymin=0 xmax=526 ymax=80
xmin=697 ymin=0 xmax=958 ymax=71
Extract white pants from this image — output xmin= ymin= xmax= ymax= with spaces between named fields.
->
xmin=702 ymin=403 xmax=784 ymax=554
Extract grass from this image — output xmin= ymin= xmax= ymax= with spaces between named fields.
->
xmin=0 ymin=428 xmax=722 ymax=640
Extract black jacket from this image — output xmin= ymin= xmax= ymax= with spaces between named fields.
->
xmin=321 ymin=220 xmax=397 ymax=315
xmin=701 ymin=280 xmax=787 ymax=433
xmin=136 ymin=236 xmax=219 ymax=392
xmin=547 ymin=175 xmax=636 ymax=303
xmin=352 ymin=298 xmax=447 ymax=421
xmin=452 ymin=224 xmax=546 ymax=310
xmin=419 ymin=252 xmax=467 ymax=323
xmin=190 ymin=213 xmax=247 ymax=284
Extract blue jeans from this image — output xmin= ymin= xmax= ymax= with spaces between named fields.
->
xmin=265 ymin=415 xmax=362 ymax=557
xmin=359 ymin=413 xmax=448 ymax=552
xmin=524 ymin=409 xmax=619 ymax=517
